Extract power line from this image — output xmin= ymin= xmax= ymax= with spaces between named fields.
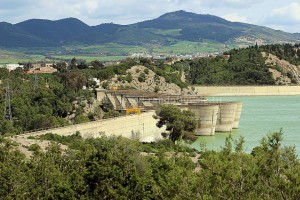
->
xmin=4 ymin=83 xmax=12 ymax=120
xmin=34 ymin=73 xmax=39 ymax=91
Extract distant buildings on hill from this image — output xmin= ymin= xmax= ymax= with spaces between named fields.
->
xmin=128 ymin=52 xmax=217 ymax=60
xmin=0 ymin=64 xmax=24 ymax=71
xmin=0 ymin=63 xmax=57 ymax=74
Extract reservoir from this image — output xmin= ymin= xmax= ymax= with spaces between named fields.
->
xmin=191 ymin=95 xmax=300 ymax=156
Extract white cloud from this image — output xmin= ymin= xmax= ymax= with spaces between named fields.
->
xmin=222 ymin=13 xmax=249 ymax=23
xmin=201 ymin=0 xmax=262 ymax=8
xmin=262 ymin=2 xmax=300 ymax=32
xmin=272 ymin=2 xmax=300 ymax=21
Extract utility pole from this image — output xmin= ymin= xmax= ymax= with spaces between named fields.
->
xmin=4 ymin=83 xmax=12 ymax=120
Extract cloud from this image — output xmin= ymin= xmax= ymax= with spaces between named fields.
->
xmin=0 ymin=0 xmax=35 ymax=9
xmin=222 ymin=13 xmax=250 ymax=23
xmin=201 ymin=0 xmax=262 ymax=8
xmin=262 ymin=2 xmax=300 ymax=32
xmin=271 ymin=2 xmax=300 ymax=22
xmin=0 ymin=0 xmax=263 ymax=25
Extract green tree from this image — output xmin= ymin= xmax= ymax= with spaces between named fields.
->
xmin=156 ymin=105 xmax=196 ymax=142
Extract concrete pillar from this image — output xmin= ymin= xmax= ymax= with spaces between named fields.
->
xmin=96 ymin=89 xmax=106 ymax=102
xmin=233 ymin=102 xmax=243 ymax=129
xmin=188 ymin=104 xmax=219 ymax=136
xmin=215 ymin=102 xmax=237 ymax=132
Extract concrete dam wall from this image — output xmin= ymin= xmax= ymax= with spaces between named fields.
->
xmin=188 ymin=101 xmax=242 ymax=136
xmin=17 ymin=111 xmax=164 ymax=142
xmin=14 ymin=102 xmax=242 ymax=141
xmin=194 ymin=86 xmax=300 ymax=96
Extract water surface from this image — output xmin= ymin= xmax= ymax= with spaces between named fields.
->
xmin=191 ymin=96 xmax=300 ymax=156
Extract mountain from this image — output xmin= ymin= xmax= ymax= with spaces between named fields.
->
xmin=15 ymin=18 xmax=91 ymax=44
xmin=0 ymin=10 xmax=299 ymax=48
xmin=134 ymin=10 xmax=298 ymax=43
xmin=0 ymin=22 xmax=52 ymax=47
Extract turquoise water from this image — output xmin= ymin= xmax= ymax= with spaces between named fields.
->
xmin=191 ymin=96 xmax=300 ymax=156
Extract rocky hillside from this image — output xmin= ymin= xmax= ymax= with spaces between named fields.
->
xmin=104 ymin=65 xmax=193 ymax=95
xmin=263 ymin=52 xmax=300 ymax=85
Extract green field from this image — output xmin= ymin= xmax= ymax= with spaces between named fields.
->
xmin=66 ymin=43 xmax=148 ymax=55
xmin=0 ymin=50 xmax=46 ymax=64
xmin=0 ymin=40 xmax=241 ymax=64
xmin=144 ymin=28 xmax=182 ymax=37
xmin=152 ymin=40 xmax=234 ymax=54
xmin=51 ymin=55 xmax=127 ymax=62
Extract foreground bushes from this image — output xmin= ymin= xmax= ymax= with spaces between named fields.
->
xmin=1 ymin=130 xmax=299 ymax=199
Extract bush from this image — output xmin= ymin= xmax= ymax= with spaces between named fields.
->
xmin=125 ymin=73 xmax=133 ymax=83
xmin=28 ymin=143 xmax=41 ymax=152
xmin=74 ymin=114 xmax=89 ymax=124
xmin=138 ymin=73 xmax=146 ymax=82
xmin=103 ymin=110 xmax=121 ymax=119
xmin=154 ymin=86 xmax=160 ymax=93
xmin=144 ymin=68 xmax=149 ymax=75
xmin=102 ymin=81 xmax=109 ymax=89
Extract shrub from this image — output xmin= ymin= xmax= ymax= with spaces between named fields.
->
xmin=154 ymin=86 xmax=160 ymax=93
xmin=125 ymin=73 xmax=133 ymax=83
xmin=103 ymin=110 xmax=121 ymax=119
xmin=144 ymin=68 xmax=149 ymax=75
xmin=102 ymin=81 xmax=109 ymax=89
xmin=28 ymin=143 xmax=41 ymax=152
xmin=138 ymin=73 xmax=146 ymax=82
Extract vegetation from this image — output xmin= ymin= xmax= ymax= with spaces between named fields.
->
xmin=156 ymin=105 xmax=196 ymax=142
xmin=1 ymin=43 xmax=299 ymax=135
xmin=174 ymin=45 xmax=276 ymax=85
xmin=0 ymin=57 xmax=139 ymax=135
xmin=260 ymin=43 xmax=300 ymax=66
xmin=1 ymin=130 xmax=299 ymax=199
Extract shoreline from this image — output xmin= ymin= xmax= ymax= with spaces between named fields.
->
xmin=193 ymin=85 xmax=300 ymax=96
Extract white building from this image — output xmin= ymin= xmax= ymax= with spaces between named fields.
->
xmin=5 ymin=64 xmax=24 ymax=71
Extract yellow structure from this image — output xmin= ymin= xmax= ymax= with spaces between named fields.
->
xmin=112 ymin=86 xmax=118 ymax=91
xmin=126 ymin=108 xmax=141 ymax=115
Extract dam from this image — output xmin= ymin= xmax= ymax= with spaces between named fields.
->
xmin=193 ymin=86 xmax=300 ymax=96
xmin=12 ymin=90 xmax=242 ymax=141
xmin=186 ymin=101 xmax=242 ymax=136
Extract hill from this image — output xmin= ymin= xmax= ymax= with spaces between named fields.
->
xmin=0 ymin=10 xmax=299 ymax=48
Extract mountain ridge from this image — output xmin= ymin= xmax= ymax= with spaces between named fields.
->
xmin=0 ymin=10 xmax=299 ymax=48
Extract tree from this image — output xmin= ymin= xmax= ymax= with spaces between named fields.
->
xmin=54 ymin=62 xmax=67 ymax=73
xmin=156 ymin=105 xmax=196 ymax=142
xmin=70 ymin=57 xmax=77 ymax=69
xmin=60 ymin=71 xmax=87 ymax=93
xmin=90 ymin=60 xmax=104 ymax=69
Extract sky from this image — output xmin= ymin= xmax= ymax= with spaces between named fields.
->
xmin=1 ymin=0 xmax=300 ymax=33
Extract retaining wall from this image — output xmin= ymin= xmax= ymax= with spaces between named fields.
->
xmin=16 ymin=111 xmax=164 ymax=142
xmin=194 ymin=86 xmax=300 ymax=96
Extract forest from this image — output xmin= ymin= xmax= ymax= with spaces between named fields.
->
xmin=1 ymin=131 xmax=299 ymax=199
xmin=180 ymin=43 xmax=300 ymax=85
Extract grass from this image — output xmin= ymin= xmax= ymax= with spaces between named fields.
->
xmin=152 ymin=40 xmax=232 ymax=54
xmin=51 ymin=55 xmax=127 ymax=62
xmin=144 ymin=28 xmax=182 ymax=37
xmin=0 ymin=39 xmax=242 ymax=64
xmin=69 ymin=43 xmax=148 ymax=55
xmin=0 ymin=50 xmax=46 ymax=64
